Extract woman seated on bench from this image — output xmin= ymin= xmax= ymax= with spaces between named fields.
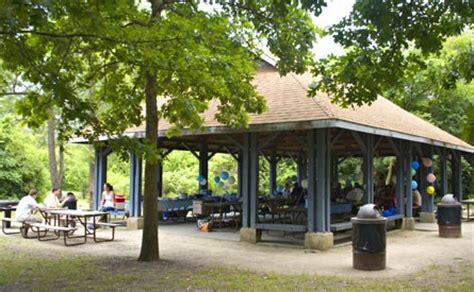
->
xmin=100 ymin=183 xmax=116 ymax=213
xmin=89 ymin=183 xmax=115 ymax=230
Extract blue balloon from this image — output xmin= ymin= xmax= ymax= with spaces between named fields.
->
xmin=411 ymin=160 xmax=420 ymax=170
xmin=291 ymin=175 xmax=298 ymax=182
xmin=411 ymin=180 xmax=418 ymax=190
xmin=220 ymin=171 xmax=229 ymax=180
xmin=197 ymin=175 xmax=205 ymax=182
xmin=214 ymin=176 xmax=221 ymax=184
xmin=276 ymin=185 xmax=284 ymax=193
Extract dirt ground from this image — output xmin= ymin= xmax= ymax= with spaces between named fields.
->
xmin=2 ymin=221 xmax=471 ymax=279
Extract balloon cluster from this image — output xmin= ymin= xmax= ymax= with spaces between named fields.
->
xmin=213 ymin=170 xmax=235 ymax=190
xmin=410 ymin=158 xmax=436 ymax=195
xmin=196 ymin=175 xmax=207 ymax=186
xmin=423 ymin=158 xmax=436 ymax=195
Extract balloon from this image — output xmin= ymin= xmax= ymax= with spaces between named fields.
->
xmin=411 ymin=168 xmax=416 ymax=177
xmin=427 ymin=186 xmax=435 ymax=194
xmin=214 ymin=176 xmax=221 ymax=184
xmin=422 ymin=158 xmax=433 ymax=168
xmin=197 ymin=175 xmax=204 ymax=182
xmin=411 ymin=180 xmax=418 ymax=190
xmin=291 ymin=175 xmax=298 ymax=182
xmin=301 ymin=179 xmax=308 ymax=189
xmin=427 ymin=173 xmax=436 ymax=183
xmin=227 ymin=176 xmax=235 ymax=185
xmin=411 ymin=160 xmax=420 ymax=170
xmin=276 ymin=185 xmax=284 ymax=193
xmin=220 ymin=171 xmax=229 ymax=180
xmin=199 ymin=179 xmax=207 ymax=186
xmin=218 ymin=181 xmax=225 ymax=188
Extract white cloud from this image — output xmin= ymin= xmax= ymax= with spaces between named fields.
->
xmin=312 ymin=0 xmax=355 ymax=59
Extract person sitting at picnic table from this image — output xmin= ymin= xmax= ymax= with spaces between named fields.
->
xmin=346 ymin=183 xmax=364 ymax=204
xmin=64 ymin=192 xmax=77 ymax=210
xmin=16 ymin=189 xmax=45 ymax=223
xmin=93 ymin=183 xmax=116 ymax=226
xmin=43 ymin=188 xmax=70 ymax=209
xmin=289 ymin=182 xmax=304 ymax=205
xmin=100 ymin=183 xmax=116 ymax=212
xmin=283 ymin=183 xmax=292 ymax=197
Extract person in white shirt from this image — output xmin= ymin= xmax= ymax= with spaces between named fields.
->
xmin=43 ymin=188 xmax=69 ymax=208
xmin=100 ymin=183 xmax=116 ymax=212
xmin=16 ymin=189 xmax=44 ymax=223
xmin=412 ymin=190 xmax=422 ymax=208
xmin=346 ymin=183 xmax=364 ymax=203
xmin=88 ymin=183 xmax=115 ymax=230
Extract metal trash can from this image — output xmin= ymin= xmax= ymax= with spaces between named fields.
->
xmin=352 ymin=204 xmax=387 ymax=271
xmin=437 ymin=194 xmax=462 ymax=238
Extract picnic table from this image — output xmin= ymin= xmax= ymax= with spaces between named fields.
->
xmin=207 ymin=201 xmax=242 ymax=229
xmin=461 ymin=199 xmax=474 ymax=221
xmin=42 ymin=209 xmax=118 ymax=245
xmin=193 ymin=200 xmax=242 ymax=229
xmin=0 ymin=200 xmax=19 ymax=228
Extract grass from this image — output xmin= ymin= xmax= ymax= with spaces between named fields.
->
xmin=0 ymin=236 xmax=472 ymax=291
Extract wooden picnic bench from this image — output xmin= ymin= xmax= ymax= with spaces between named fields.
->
xmin=94 ymin=222 xmax=122 ymax=242
xmin=31 ymin=223 xmax=81 ymax=246
xmin=330 ymin=214 xmax=404 ymax=232
xmin=45 ymin=209 xmax=123 ymax=244
xmin=2 ymin=217 xmax=22 ymax=235
xmin=255 ymin=223 xmax=307 ymax=232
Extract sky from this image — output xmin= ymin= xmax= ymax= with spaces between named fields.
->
xmin=142 ymin=0 xmax=356 ymax=59
xmin=312 ymin=0 xmax=356 ymax=59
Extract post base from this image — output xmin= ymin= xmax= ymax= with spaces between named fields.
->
xmin=403 ymin=217 xmax=416 ymax=230
xmin=419 ymin=212 xmax=436 ymax=223
xmin=240 ymin=227 xmax=261 ymax=244
xmin=127 ymin=217 xmax=144 ymax=230
xmin=304 ymin=232 xmax=334 ymax=251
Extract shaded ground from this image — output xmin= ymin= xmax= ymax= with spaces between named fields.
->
xmin=0 ymin=222 xmax=472 ymax=291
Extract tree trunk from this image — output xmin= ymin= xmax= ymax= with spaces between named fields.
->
xmin=138 ymin=72 xmax=159 ymax=261
xmin=58 ymin=141 xmax=65 ymax=188
xmin=47 ymin=115 xmax=59 ymax=189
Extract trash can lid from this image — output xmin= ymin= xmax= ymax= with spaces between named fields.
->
xmin=440 ymin=194 xmax=460 ymax=205
xmin=357 ymin=204 xmax=382 ymax=218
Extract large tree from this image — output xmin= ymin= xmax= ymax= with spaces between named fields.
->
xmin=0 ymin=1 xmax=319 ymax=261
xmin=1 ymin=1 xmax=472 ymax=262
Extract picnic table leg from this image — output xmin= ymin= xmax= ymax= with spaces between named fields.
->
xmin=468 ymin=204 xmax=470 ymax=221
xmin=5 ymin=210 xmax=11 ymax=228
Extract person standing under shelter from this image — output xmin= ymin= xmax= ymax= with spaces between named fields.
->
xmin=16 ymin=189 xmax=44 ymax=223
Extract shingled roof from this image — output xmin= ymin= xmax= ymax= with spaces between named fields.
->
xmin=124 ymin=61 xmax=474 ymax=154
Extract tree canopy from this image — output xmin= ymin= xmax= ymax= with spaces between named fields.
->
xmin=0 ymin=0 xmax=472 ymax=262
xmin=311 ymin=0 xmax=473 ymax=106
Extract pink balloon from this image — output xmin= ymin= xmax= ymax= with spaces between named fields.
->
xmin=422 ymin=158 xmax=433 ymax=167
xmin=427 ymin=173 xmax=436 ymax=183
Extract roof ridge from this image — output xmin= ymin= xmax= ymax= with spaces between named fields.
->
xmin=289 ymin=73 xmax=335 ymax=119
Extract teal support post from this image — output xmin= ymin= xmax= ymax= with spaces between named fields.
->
xmin=93 ymin=147 xmax=111 ymax=210
xmin=249 ymin=133 xmax=259 ymax=227
xmin=129 ymin=150 xmax=142 ymax=217
xmin=404 ymin=143 xmax=413 ymax=217
xmin=241 ymin=134 xmax=251 ymax=228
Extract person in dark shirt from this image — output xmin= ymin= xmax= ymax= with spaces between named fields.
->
xmin=290 ymin=182 xmax=304 ymax=205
